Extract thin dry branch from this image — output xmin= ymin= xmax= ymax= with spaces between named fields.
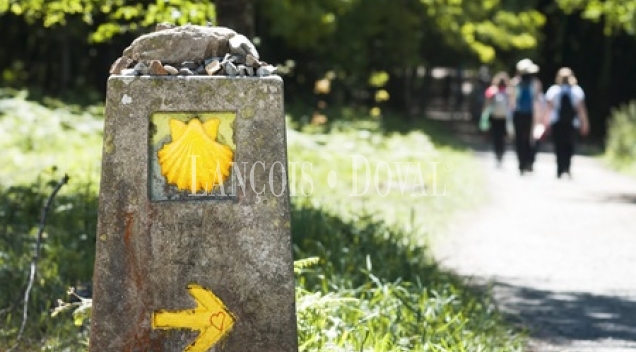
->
xmin=7 ymin=174 xmax=70 ymax=352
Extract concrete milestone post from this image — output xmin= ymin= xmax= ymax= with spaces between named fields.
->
xmin=90 ymin=25 xmax=298 ymax=352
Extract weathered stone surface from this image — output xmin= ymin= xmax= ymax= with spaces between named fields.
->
xmin=194 ymin=65 xmax=206 ymax=74
xmin=229 ymin=34 xmax=259 ymax=59
xmin=133 ymin=62 xmax=149 ymax=75
xmin=155 ymin=22 xmax=175 ymax=31
xmin=226 ymin=54 xmax=246 ymax=65
xmin=180 ymin=61 xmax=198 ymax=70
xmin=121 ymin=68 xmax=136 ymax=76
xmin=123 ymin=45 xmax=132 ymax=58
xmin=224 ymin=61 xmax=239 ymax=76
xmin=205 ymin=57 xmax=223 ymax=66
xmin=163 ymin=64 xmax=179 ymax=75
xmin=257 ymin=65 xmax=277 ymax=77
xmin=148 ymin=60 xmax=168 ymax=75
xmin=110 ymin=24 xmax=269 ymax=78
xmin=91 ymin=76 xmax=296 ymax=352
xmin=178 ymin=67 xmax=194 ymax=75
xmin=109 ymin=56 xmax=133 ymax=74
xmin=123 ymin=25 xmax=238 ymax=64
xmin=205 ymin=60 xmax=221 ymax=75
xmin=245 ymin=54 xmax=258 ymax=67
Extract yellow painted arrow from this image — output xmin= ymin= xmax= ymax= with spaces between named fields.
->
xmin=152 ymin=284 xmax=236 ymax=352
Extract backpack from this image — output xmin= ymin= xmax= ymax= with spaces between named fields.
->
xmin=491 ymin=91 xmax=508 ymax=118
xmin=516 ymin=82 xmax=533 ymax=113
xmin=558 ymin=89 xmax=576 ymax=124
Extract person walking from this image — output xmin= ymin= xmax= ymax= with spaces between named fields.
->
xmin=545 ymin=67 xmax=589 ymax=178
xmin=470 ymin=66 xmax=491 ymax=125
xmin=511 ymin=59 xmax=544 ymax=175
xmin=479 ymin=71 xmax=511 ymax=166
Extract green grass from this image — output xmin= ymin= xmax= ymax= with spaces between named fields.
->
xmin=287 ymin=119 xmax=485 ymax=240
xmin=292 ymin=204 xmax=525 ymax=351
xmin=287 ymin=116 xmax=522 ymax=351
xmin=0 ymin=89 xmax=104 ymax=188
xmin=0 ymin=90 xmax=525 ymax=351
xmin=0 ymin=90 xmax=97 ymax=351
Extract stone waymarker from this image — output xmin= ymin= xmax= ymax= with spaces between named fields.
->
xmin=90 ymin=25 xmax=297 ymax=352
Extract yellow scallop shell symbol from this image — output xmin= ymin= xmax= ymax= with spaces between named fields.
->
xmin=158 ymin=118 xmax=233 ymax=193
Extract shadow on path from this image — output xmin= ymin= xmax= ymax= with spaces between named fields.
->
xmin=490 ymin=280 xmax=636 ymax=345
xmin=594 ymin=192 xmax=636 ymax=204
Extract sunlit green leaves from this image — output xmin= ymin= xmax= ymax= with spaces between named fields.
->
xmin=556 ymin=0 xmax=636 ymax=35
xmin=0 ymin=0 xmax=217 ymax=42
xmin=90 ymin=22 xmax=122 ymax=42
xmin=460 ymin=10 xmax=544 ymax=61
xmin=424 ymin=0 xmax=545 ymax=63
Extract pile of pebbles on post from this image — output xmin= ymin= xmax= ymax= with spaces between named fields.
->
xmin=109 ymin=23 xmax=276 ymax=77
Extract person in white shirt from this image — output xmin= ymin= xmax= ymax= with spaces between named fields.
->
xmin=480 ymin=71 xmax=511 ymax=166
xmin=544 ymin=67 xmax=590 ymax=178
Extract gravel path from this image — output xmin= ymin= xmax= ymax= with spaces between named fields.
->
xmin=433 ymin=148 xmax=636 ymax=352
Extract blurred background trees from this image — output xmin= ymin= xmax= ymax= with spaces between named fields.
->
xmin=1 ymin=0 xmax=636 ymax=138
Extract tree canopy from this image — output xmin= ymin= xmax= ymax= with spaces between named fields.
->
xmin=0 ymin=0 xmax=216 ymax=42
xmin=1 ymin=0 xmax=636 ymax=136
xmin=557 ymin=0 xmax=636 ymax=34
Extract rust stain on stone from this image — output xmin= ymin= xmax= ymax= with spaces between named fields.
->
xmin=121 ymin=210 xmax=161 ymax=351
xmin=123 ymin=211 xmax=143 ymax=289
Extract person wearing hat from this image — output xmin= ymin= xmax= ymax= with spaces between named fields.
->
xmin=479 ymin=71 xmax=512 ymax=166
xmin=544 ymin=67 xmax=589 ymax=178
xmin=510 ymin=58 xmax=545 ymax=175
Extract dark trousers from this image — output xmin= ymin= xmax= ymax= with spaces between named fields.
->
xmin=551 ymin=121 xmax=575 ymax=176
xmin=513 ymin=112 xmax=533 ymax=171
xmin=489 ymin=117 xmax=507 ymax=160
xmin=530 ymin=139 xmax=541 ymax=166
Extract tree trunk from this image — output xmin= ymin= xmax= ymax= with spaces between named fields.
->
xmin=596 ymin=34 xmax=613 ymax=137
xmin=214 ymin=0 xmax=255 ymax=39
xmin=403 ymin=66 xmax=414 ymax=121
xmin=60 ymin=30 xmax=70 ymax=93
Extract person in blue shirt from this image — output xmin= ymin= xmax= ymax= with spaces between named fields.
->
xmin=511 ymin=59 xmax=544 ymax=175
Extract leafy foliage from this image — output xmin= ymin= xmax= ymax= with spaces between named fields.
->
xmin=0 ymin=90 xmax=98 ymax=350
xmin=261 ymin=0 xmax=545 ymax=65
xmin=0 ymin=174 xmax=96 ymax=350
xmin=288 ymin=115 xmax=521 ymax=350
xmin=0 ymin=0 xmax=216 ymax=42
xmin=292 ymin=204 xmax=525 ymax=351
xmin=293 ymin=257 xmax=321 ymax=275
xmin=605 ymin=100 xmax=636 ymax=170
xmin=258 ymin=0 xmax=351 ymax=49
xmin=557 ymin=0 xmax=636 ymax=34
xmin=3 ymin=0 xmax=636 ymax=139
xmin=51 ymin=287 xmax=92 ymax=328
xmin=430 ymin=0 xmax=545 ymax=63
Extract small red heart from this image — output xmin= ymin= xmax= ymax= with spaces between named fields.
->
xmin=210 ymin=311 xmax=226 ymax=331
